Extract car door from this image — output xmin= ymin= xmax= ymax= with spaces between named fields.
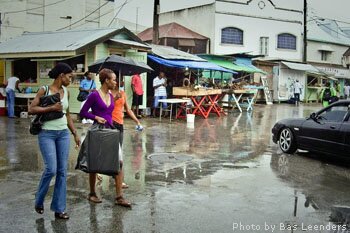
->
xmin=340 ymin=111 xmax=350 ymax=156
xmin=300 ymin=105 xmax=347 ymax=155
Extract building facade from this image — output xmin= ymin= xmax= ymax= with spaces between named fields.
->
xmin=0 ymin=0 xmax=141 ymax=43
xmin=159 ymin=0 xmax=304 ymax=61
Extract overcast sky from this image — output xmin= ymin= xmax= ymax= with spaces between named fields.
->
xmin=115 ymin=0 xmax=350 ymax=28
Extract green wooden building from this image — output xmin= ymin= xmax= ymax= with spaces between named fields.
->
xmin=0 ymin=27 xmax=150 ymax=113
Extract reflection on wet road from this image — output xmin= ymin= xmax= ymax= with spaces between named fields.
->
xmin=0 ymin=104 xmax=350 ymax=232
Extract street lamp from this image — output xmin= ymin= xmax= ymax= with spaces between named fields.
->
xmin=60 ymin=16 xmax=72 ymax=29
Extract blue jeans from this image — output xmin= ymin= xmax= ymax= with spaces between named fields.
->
xmin=6 ymin=89 xmax=15 ymax=117
xmin=35 ymin=129 xmax=70 ymax=213
xmin=153 ymin=96 xmax=168 ymax=108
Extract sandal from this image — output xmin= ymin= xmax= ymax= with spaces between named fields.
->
xmin=54 ymin=212 xmax=69 ymax=220
xmin=115 ymin=196 xmax=131 ymax=208
xmin=122 ymin=183 xmax=129 ymax=189
xmin=87 ymin=193 xmax=102 ymax=203
xmin=35 ymin=206 xmax=44 ymax=214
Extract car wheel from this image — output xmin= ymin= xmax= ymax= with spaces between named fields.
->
xmin=278 ymin=128 xmax=297 ymax=154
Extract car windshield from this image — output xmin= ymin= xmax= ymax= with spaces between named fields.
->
xmin=318 ymin=104 xmax=349 ymax=122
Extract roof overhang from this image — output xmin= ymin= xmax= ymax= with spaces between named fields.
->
xmin=107 ymin=38 xmax=151 ymax=51
xmin=281 ymin=61 xmax=320 ymax=73
xmin=0 ymin=51 xmax=76 ymax=59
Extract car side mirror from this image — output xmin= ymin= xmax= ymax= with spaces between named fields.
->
xmin=310 ymin=112 xmax=316 ymax=120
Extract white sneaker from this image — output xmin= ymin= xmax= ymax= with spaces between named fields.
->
xmin=87 ymin=119 xmax=94 ymax=124
xmin=82 ymin=119 xmax=87 ymax=124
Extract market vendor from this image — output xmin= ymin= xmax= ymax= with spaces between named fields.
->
xmin=152 ymin=71 xmax=168 ymax=117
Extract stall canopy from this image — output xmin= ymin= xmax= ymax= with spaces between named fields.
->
xmin=196 ymin=54 xmax=265 ymax=80
xmin=148 ymin=54 xmax=236 ymax=74
xmin=281 ymin=61 xmax=336 ymax=80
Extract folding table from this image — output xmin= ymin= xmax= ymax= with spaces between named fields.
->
xmin=226 ymin=89 xmax=257 ymax=112
xmin=159 ymin=98 xmax=190 ymax=122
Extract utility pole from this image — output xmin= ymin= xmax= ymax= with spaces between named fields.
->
xmin=152 ymin=0 xmax=159 ymax=45
xmin=135 ymin=7 xmax=139 ymax=34
xmin=303 ymin=0 xmax=307 ymax=63
xmin=0 ymin=13 xmax=2 ymax=40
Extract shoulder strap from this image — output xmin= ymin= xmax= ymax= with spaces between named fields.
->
xmin=45 ymin=85 xmax=49 ymax=96
xmin=89 ymin=80 xmax=94 ymax=90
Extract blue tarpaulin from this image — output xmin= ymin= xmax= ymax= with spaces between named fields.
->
xmin=148 ymin=55 xmax=237 ymax=74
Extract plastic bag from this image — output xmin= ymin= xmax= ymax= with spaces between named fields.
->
xmin=75 ymin=124 xmax=121 ymax=175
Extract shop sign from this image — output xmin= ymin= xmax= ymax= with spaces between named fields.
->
xmin=316 ymin=66 xmax=350 ymax=78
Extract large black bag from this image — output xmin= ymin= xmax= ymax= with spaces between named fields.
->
xmin=75 ymin=124 xmax=121 ymax=175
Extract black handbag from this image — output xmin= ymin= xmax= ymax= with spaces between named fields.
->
xmin=40 ymin=92 xmax=64 ymax=122
xmin=29 ymin=86 xmax=64 ymax=135
xmin=29 ymin=115 xmax=43 ymax=135
xmin=77 ymin=80 xmax=94 ymax=102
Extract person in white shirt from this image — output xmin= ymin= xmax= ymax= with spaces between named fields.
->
xmin=152 ymin=72 xmax=168 ymax=117
xmin=4 ymin=75 xmax=20 ymax=118
xmin=293 ymin=80 xmax=302 ymax=106
xmin=344 ymin=82 xmax=350 ymax=100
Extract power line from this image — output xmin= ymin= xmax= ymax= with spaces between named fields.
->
xmin=70 ymin=9 xmax=115 ymax=30
xmin=2 ymin=0 xmax=66 ymax=14
xmin=108 ymin=0 xmax=132 ymax=27
xmin=56 ymin=1 xmax=110 ymax=31
xmin=316 ymin=22 xmax=350 ymax=39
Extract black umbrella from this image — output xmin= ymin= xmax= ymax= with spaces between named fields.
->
xmin=88 ymin=54 xmax=153 ymax=75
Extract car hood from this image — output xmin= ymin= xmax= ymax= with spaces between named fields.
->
xmin=273 ymin=118 xmax=306 ymax=130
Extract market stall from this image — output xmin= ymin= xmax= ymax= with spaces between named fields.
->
xmin=147 ymin=49 xmax=235 ymax=119
xmin=172 ymin=87 xmax=223 ymax=119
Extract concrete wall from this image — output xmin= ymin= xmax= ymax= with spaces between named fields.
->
xmin=0 ymin=0 xmax=115 ymax=43
xmin=159 ymin=1 xmax=303 ymax=61
xmin=307 ymin=41 xmax=349 ymax=65
xmin=159 ymin=4 xmax=216 ymax=53
xmin=273 ymin=64 xmax=306 ymax=101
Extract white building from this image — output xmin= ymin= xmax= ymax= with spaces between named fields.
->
xmin=0 ymin=0 xmax=146 ymax=43
xmin=307 ymin=19 xmax=350 ymax=81
xmin=158 ymin=0 xmax=304 ymax=61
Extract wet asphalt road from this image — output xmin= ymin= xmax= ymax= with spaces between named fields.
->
xmin=0 ymin=103 xmax=350 ymax=233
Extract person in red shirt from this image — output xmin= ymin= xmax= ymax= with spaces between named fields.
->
xmin=131 ymin=73 xmax=144 ymax=118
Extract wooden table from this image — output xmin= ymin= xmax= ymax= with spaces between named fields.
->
xmin=222 ymin=89 xmax=257 ymax=112
xmin=158 ymin=98 xmax=191 ymax=122
xmin=173 ymin=87 xmax=224 ymax=119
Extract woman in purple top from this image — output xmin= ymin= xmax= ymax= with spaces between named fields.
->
xmin=80 ymin=69 xmax=115 ymax=127
xmin=80 ymin=68 xmax=131 ymax=207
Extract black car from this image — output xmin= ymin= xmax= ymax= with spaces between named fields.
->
xmin=272 ymin=100 xmax=350 ymax=156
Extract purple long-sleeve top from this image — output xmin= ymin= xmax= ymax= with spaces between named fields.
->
xmin=80 ymin=91 xmax=115 ymax=128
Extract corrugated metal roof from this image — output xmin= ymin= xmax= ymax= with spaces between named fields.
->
xmin=0 ymin=28 xmax=118 ymax=54
xmin=150 ymin=44 xmax=206 ymax=61
xmin=281 ymin=61 xmax=320 ymax=73
xmin=138 ymin=22 xmax=208 ymax=41
xmin=308 ymin=20 xmax=350 ymax=46
xmin=108 ymin=39 xmax=151 ymax=49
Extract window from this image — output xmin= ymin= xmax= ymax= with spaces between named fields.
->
xmin=319 ymin=105 xmax=348 ymax=122
xmin=321 ymin=51 xmax=331 ymax=61
xmin=277 ymin=33 xmax=296 ymax=50
xmin=221 ymin=27 xmax=243 ymax=45
xmin=260 ymin=37 xmax=269 ymax=55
